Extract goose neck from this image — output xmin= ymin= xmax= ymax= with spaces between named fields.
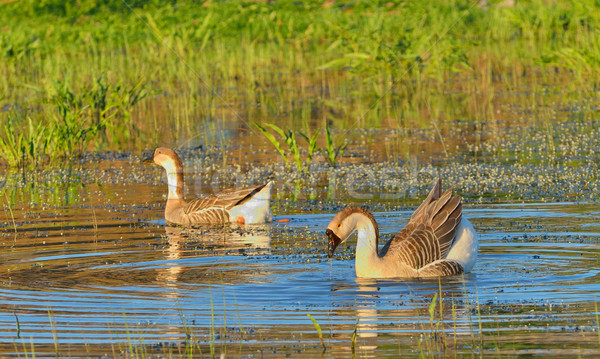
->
xmin=163 ymin=162 xmax=184 ymax=201
xmin=352 ymin=213 xmax=383 ymax=277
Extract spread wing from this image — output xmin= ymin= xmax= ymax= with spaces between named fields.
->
xmin=380 ymin=179 xmax=462 ymax=269
xmin=182 ymin=184 xmax=268 ymax=225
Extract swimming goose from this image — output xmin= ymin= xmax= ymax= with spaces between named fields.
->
xmin=144 ymin=147 xmax=273 ymax=226
xmin=326 ymin=180 xmax=477 ymax=278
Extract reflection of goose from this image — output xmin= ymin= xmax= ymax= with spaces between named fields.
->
xmin=329 ymin=277 xmax=475 ymax=356
xmin=156 ymin=227 xmax=186 ymax=288
xmin=326 ymin=179 xmax=478 ymax=278
xmin=354 ymin=278 xmax=380 ymax=348
xmin=156 ymin=226 xmax=272 ymax=297
xmin=144 ymin=147 xmax=273 ymax=225
xmin=163 ymin=226 xmax=272 ymax=252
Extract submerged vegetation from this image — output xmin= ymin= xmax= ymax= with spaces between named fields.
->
xmin=1 ymin=0 xmax=600 ymax=167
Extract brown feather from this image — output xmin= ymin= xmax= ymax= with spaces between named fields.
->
xmin=418 ymin=260 xmax=463 ymax=277
xmin=216 ymin=183 xmax=267 ymax=206
xmin=384 ymin=179 xmax=464 ymax=269
xmin=409 ymin=179 xmax=442 ymax=222
xmin=184 ymin=184 xmax=267 ymax=216
xmin=185 ymin=207 xmax=230 ymax=225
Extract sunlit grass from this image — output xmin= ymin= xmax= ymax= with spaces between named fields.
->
xmin=1 ymin=0 xmax=600 ymax=166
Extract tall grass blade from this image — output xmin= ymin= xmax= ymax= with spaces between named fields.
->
xmin=254 ymin=122 xmax=288 ymax=165
xmin=322 ymin=121 xmax=346 ymax=167
xmin=428 ymin=292 xmax=438 ymax=324
xmin=307 ymin=313 xmax=326 ymax=351
xmin=351 ymin=319 xmax=358 ymax=355
xmin=300 ymin=127 xmax=321 ymax=170
xmin=13 ymin=313 xmax=20 ymax=339
xmin=594 ymin=298 xmax=600 ymax=346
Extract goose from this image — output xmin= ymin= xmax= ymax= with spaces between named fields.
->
xmin=144 ymin=147 xmax=273 ymax=226
xmin=325 ymin=179 xmax=478 ymax=278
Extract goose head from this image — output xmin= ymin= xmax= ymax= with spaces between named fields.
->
xmin=143 ymin=147 xmax=183 ymax=173
xmin=326 ymin=207 xmax=379 ymax=258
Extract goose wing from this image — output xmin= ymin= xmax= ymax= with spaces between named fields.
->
xmin=182 ymin=184 xmax=269 ymax=224
xmin=380 ymin=180 xmax=443 ymax=254
xmin=183 ymin=196 xmax=232 ymax=224
xmin=214 ymin=183 xmax=268 ymax=206
xmin=381 ymin=179 xmax=463 ymax=267
xmin=418 ymin=259 xmax=464 ymax=276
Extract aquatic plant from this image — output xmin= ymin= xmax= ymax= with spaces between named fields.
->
xmin=0 ymin=115 xmax=49 ymax=167
xmin=350 ymin=320 xmax=358 ymax=355
xmin=2 ymin=189 xmax=18 ymax=245
xmin=322 ymin=121 xmax=347 ymax=168
xmin=300 ymin=127 xmax=321 ymax=169
xmin=255 ymin=121 xmax=349 ymax=171
xmin=254 ymin=121 xmax=322 ymax=172
xmin=0 ymin=76 xmax=158 ymax=167
xmin=306 ymin=313 xmax=326 ymax=351
xmin=253 ymin=122 xmax=294 ymax=167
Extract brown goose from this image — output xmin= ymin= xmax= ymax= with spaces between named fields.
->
xmin=145 ymin=147 xmax=273 ymax=226
xmin=326 ymin=179 xmax=478 ymax=278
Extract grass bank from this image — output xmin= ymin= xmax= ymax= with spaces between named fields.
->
xmin=1 ymin=0 xmax=600 ymax=166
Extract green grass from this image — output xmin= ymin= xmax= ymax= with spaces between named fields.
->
xmin=307 ymin=313 xmax=326 ymax=351
xmin=1 ymin=0 xmax=600 ymax=167
xmin=254 ymin=121 xmax=324 ymax=171
xmin=0 ymin=73 xmax=158 ymax=166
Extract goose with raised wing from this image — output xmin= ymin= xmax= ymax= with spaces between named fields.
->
xmin=144 ymin=147 xmax=273 ymax=226
xmin=326 ymin=180 xmax=477 ymax=278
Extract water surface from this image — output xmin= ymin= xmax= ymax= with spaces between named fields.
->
xmin=1 ymin=168 xmax=599 ymax=357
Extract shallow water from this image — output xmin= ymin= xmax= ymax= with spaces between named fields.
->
xmin=1 ymin=162 xmax=600 ymax=357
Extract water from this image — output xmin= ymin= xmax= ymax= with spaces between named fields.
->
xmin=1 ymin=160 xmax=600 ymax=357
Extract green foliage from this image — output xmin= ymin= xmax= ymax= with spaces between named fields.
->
xmin=85 ymin=76 xmax=160 ymax=149
xmin=428 ymin=292 xmax=438 ymax=326
xmin=46 ymin=79 xmax=98 ymax=157
xmin=16 ymin=0 xmax=175 ymax=17
xmin=255 ymin=121 xmax=344 ymax=172
xmin=351 ymin=320 xmax=358 ymax=354
xmin=254 ymin=122 xmax=288 ymax=164
xmin=254 ymin=122 xmax=322 ymax=172
xmin=2 ymin=0 xmax=600 ymax=166
xmin=0 ymin=115 xmax=48 ymax=167
xmin=300 ymin=127 xmax=321 ymax=167
xmin=0 ymin=76 xmax=158 ymax=167
xmin=322 ymin=122 xmax=347 ymax=168
xmin=306 ymin=313 xmax=326 ymax=351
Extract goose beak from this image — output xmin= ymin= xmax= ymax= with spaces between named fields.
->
xmin=326 ymin=228 xmax=341 ymax=258
xmin=141 ymin=149 xmax=155 ymax=163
